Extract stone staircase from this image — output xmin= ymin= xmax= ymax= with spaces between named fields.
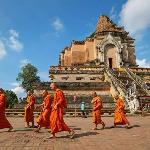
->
xmin=104 ymin=66 xmax=150 ymax=113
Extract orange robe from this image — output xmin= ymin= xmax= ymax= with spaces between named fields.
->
xmin=24 ymin=95 xmax=36 ymax=122
xmin=50 ymin=89 xmax=70 ymax=134
xmin=0 ymin=93 xmax=12 ymax=129
xmin=92 ymin=96 xmax=103 ymax=125
xmin=114 ymin=97 xmax=129 ymax=125
xmin=37 ymin=94 xmax=52 ymax=128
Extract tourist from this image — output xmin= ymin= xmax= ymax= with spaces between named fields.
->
xmin=0 ymin=88 xmax=13 ymax=131
xmin=91 ymin=91 xmax=105 ymax=130
xmin=34 ymin=90 xmax=52 ymax=132
xmin=24 ymin=90 xmax=36 ymax=128
xmin=113 ymin=95 xmax=131 ymax=128
xmin=80 ymin=101 xmax=86 ymax=118
xmin=48 ymin=83 xmax=75 ymax=138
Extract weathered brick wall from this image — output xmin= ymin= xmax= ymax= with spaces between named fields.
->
xmin=52 ymin=74 xmax=105 ymax=82
xmin=85 ymin=40 xmax=95 ymax=61
xmin=71 ymin=43 xmax=85 ymax=65
xmin=64 ymin=49 xmax=71 ymax=66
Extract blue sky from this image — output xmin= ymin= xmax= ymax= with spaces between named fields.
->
xmin=0 ymin=0 xmax=150 ymax=97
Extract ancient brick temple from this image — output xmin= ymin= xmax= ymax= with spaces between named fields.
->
xmin=48 ymin=15 xmax=137 ymax=96
xmin=59 ymin=15 xmax=136 ymax=68
xmin=35 ymin=16 xmax=150 ymax=111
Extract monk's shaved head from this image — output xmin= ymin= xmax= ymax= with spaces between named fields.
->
xmin=92 ymin=91 xmax=97 ymax=97
xmin=0 ymin=88 xmax=4 ymax=94
xmin=27 ymin=90 xmax=33 ymax=96
xmin=114 ymin=95 xmax=119 ymax=100
xmin=50 ymin=83 xmax=57 ymax=91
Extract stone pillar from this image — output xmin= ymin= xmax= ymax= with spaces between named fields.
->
xmin=100 ymin=51 xmax=104 ymax=63
xmin=60 ymin=53 xmax=64 ymax=66
xmin=117 ymin=47 xmax=123 ymax=67
xmin=98 ymin=45 xmax=104 ymax=63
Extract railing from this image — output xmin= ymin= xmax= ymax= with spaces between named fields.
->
xmin=104 ymin=67 xmax=141 ymax=113
xmin=5 ymin=108 xmax=131 ymax=117
xmin=106 ymin=67 xmax=149 ymax=113
xmin=125 ymin=67 xmax=150 ymax=95
xmin=130 ymin=67 xmax=150 ymax=73
xmin=105 ymin=67 xmax=127 ymax=95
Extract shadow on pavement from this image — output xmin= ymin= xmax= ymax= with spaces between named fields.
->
xmin=48 ymin=131 xmax=99 ymax=139
xmin=108 ymin=124 xmax=140 ymax=129
xmin=13 ymin=128 xmax=34 ymax=132
xmin=131 ymin=125 xmax=140 ymax=128
xmin=75 ymin=131 xmax=99 ymax=138
xmin=73 ymin=127 xmax=81 ymax=130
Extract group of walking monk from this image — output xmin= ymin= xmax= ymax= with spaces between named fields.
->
xmin=91 ymin=92 xmax=130 ymax=130
xmin=0 ymin=82 xmax=131 ymax=139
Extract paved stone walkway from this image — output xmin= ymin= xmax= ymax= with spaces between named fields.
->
xmin=0 ymin=116 xmax=150 ymax=150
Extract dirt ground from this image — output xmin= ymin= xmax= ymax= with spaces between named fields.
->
xmin=0 ymin=116 xmax=150 ymax=150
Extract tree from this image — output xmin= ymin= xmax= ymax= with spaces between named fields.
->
xmin=17 ymin=63 xmax=41 ymax=92
xmin=5 ymin=90 xmax=18 ymax=108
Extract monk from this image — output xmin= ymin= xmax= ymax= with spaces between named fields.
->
xmin=114 ymin=95 xmax=130 ymax=128
xmin=35 ymin=90 xmax=52 ymax=132
xmin=91 ymin=91 xmax=105 ymax=130
xmin=24 ymin=90 xmax=36 ymax=128
xmin=48 ymin=83 xmax=75 ymax=138
xmin=0 ymin=88 xmax=13 ymax=131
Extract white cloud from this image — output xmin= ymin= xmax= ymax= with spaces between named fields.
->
xmin=9 ymin=29 xmax=19 ymax=37
xmin=136 ymin=59 xmax=150 ymax=68
xmin=51 ymin=18 xmax=64 ymax=31
xmin=9 ymin=29 xmax=23 ymax=52
xmin=11 ymin=85 xmax=25 ymax=96
xmin=10 ymin=82 xmax=19 ymax=86
xmin=20 ymin=59 xmax=31 ymax=68
xmin=0 ymin=40 xmax=7 ymax=59
xmin=110 ymin=6 xmax=117 ymax=20
xmin=11 ymin=81 xmax=25 ymax=98
xmin=38 ymin=71 xmax=49 ymax=81
xmin=120 ymin=0 xmax=150 ymax=37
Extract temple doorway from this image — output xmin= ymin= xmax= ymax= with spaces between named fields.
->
xmin=108 ymin=58 xmax=113 ymax=68
xmin=104 ymin=44 xmax=118 ymax=68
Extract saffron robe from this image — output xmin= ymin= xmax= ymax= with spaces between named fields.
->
xmin=0 ymin=94 xmax=12 ymax=129
xmin=37 ymin=94 xmax=52 ymax=128
xmin=91 ymin=96 xmax=103 ymax=124
xmin=114 ymin=97 xmax=129 ymax=125
xmin=24 ymin=95 xmax=36 ymax=122
xmin=50 ymin=89 xmax=70 ymax=134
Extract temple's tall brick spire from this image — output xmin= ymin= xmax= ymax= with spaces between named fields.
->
xmin=96 ymin=15 xmax=124 ymax=33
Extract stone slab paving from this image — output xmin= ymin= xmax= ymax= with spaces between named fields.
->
xmin=0 ymin=116 xmax=150 ymax=150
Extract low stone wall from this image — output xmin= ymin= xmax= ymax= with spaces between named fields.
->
xmin=5 ymin=108 xmax=118 ymax=117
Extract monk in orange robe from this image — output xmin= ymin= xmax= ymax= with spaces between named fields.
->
xmin=91 ymin=91 xmax=105 ymax=130
xmin=114 ymin=95 xmax=130 ymax=128
xmin=24 ymin=90 xmax=36 ymax=128
xmin=0 ymin=88 xmax=13 ymax=131
xmin=48 ymin=83 xmax=75 ymax=138
xmin=35 ymin=90 xmax=52 ymax=132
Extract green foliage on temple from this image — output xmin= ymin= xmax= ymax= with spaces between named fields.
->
xmin=89 ymin=31 xmax=96 ymax=38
